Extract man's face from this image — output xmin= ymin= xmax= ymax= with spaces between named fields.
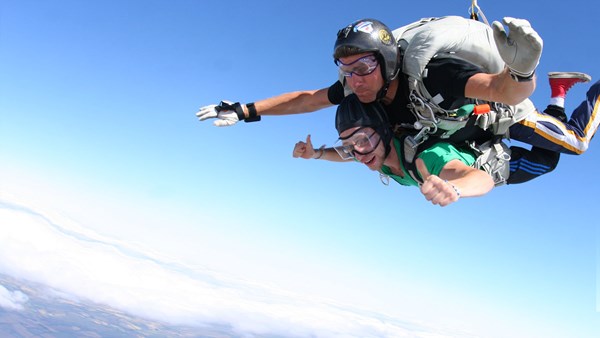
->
xmin=337 ymin=53 xmax=384 ymax=103
xmin=337 ymin=126 xmax=386 ymax=171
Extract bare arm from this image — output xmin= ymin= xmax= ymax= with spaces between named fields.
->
xmin=247 ymin=88 xmax=333 ymax=118
xmin=292 ymin=135 xmax=348 ymax=163
xmin=464 ymin=68 xmax=536 ymax=105
xmin=197 ymin=87 xmax=334 ymax=126
xmin=437 ymin=159 xmax=495 ymax=198
xmin=416 ymin=158 xmax=494 ymax=206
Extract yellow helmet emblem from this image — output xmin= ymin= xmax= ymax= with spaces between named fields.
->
xmin=379 ymin=30 xmax=392 ymax=45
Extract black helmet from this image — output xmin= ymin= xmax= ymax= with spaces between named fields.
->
xmin=334 ymin=19 xmax=399 ymax=83
xmin=335 ymin=94 xmax=393 ymax=157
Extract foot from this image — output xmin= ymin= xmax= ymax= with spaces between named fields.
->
xmin=548 ymin=72 xmax=592 ymax=98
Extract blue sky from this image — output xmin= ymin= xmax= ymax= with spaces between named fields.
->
xmin=1 ymin=0 xmax=599 ymax=337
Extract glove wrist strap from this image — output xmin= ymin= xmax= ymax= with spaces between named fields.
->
xmin=509 ymin=69 xmax=535 ymax=82
xmin=244 ymin=102 xmax=261 ymax=123
xmin=216 ymin=101 xmax=261 ymax=123
xmin=228 ymin=102 xmax=245 ymax=121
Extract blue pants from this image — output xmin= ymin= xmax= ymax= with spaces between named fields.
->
xmin=507 ymin=145 xmax=560 ymax=184
xmin=506 ymin=80 xmax=600 ymax=184
xmin=509 ymin=80 xmax=600 ymax=155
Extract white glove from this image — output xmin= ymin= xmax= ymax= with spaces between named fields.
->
xmin=196 ymin=101 xmax=242 ymax=127
xmin=492 ymin=17 xmax=543 ymax=78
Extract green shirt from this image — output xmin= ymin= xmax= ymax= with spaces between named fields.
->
xmin=381 ymin=138 xmax=477 ymax=187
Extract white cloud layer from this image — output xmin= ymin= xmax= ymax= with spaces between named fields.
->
xmin=0 ymin=194 xmax=471 ymax=338
xmin=0 ymin=283 xmax=28 ymax=311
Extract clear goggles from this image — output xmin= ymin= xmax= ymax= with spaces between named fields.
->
xmin=333 ymin=128 xmax=381 ymax=160
xmin=335 ymin=55 xmax=379 ymax=77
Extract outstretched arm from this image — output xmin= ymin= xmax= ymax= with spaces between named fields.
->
xmin=197 ymin=88 xmax=333 ymax=127
xmin=251 ymin=89 xmax=333 ymax=116
xmin=292 ymin=135 xmax=348 ymax=162
xmin=416 ymin=158 xmax=494 ymax=206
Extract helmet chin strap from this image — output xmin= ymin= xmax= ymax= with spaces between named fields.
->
xmin=372 ymin=64 xmax=394 ymax=158
xmin=377 ymin=59 xmax=401 ymax=103
xmin=383 ymin=139 xmax=392 ymax=158
xmin=374 ymin=53 xmax=392 ymax=102
xmin=376 ymin=82 xmax=390 ymax=101
xmin=376 ymin=125 xmax=392 ymax=159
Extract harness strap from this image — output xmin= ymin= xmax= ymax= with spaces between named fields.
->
xmin=402 ymin=135 xmax=423 ymax=184
xmin=471 ymin=136 xmax=512 ymax=186
xmin=400 ymin=133 xmax=440 ymax=185
xmin=399 ymin=134 xmax=512 ymax=187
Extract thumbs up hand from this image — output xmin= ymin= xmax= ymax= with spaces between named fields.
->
xmin=293 ymin=134 xmax=316 ymax=159
xmin=415 ymin=158 xmax=460 ymax=207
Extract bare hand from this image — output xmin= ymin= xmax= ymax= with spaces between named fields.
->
xmin=292 ymin=135 xmax=316 ymax=159
xmin=416 ymin=158 xmax=460 ymax=206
